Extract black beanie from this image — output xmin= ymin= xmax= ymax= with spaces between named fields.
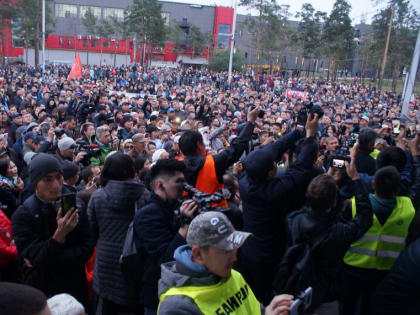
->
xmin=61 ymin=161 xmax=79 ymax=180
xmin=29 ymin=153 xmax=62 ymax=187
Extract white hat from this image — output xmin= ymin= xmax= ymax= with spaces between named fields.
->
xmin=152 ymin=149 xmax=167 ymax=165
xmin=361 ymin=116 xmax=369 ymax=123
xmin=123 ymin=139 xmax=133 ymax=147
xmin=58 ymin=137 xmax=76 ymax=151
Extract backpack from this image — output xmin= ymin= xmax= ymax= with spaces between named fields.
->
xmin=273 ymin=232 xmax=328 ymax=310
xmin=120 ymin=202 xmax=144 ymax=286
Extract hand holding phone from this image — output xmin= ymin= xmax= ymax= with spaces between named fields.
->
xmin=61 ymin=193 xmax=76 ymax=217
xmin=53 ymin=195 xmax=78 ymax=244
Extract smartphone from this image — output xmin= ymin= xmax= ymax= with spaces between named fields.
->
xmin=407 ymin=123 xmax=416 ymax=139
xmin=332 ymin=159 xmax=346 ymax=169
xmin=392 ymin=120 xmax=400 ymax=134
xmin=61 ymin=193 xmax=76 ymax=216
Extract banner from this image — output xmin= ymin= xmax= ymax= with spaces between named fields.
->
xmin=67 ymin=54 xmax=83 ymax=80
xmin=286 ymin=89 xmax=308 ymax=100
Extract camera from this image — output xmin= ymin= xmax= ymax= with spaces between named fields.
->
xmin=250 ymin=105 xmax=265 ymax=119
xmin=175 ymin=183 xmax=231 ymax=225
xmin=76 ymin=102 xmax=96 ymax=122
xmin=296 ymin=102 xmax=324 ymax=130
xmin=76 ymin=143 xmax=101 ymax=166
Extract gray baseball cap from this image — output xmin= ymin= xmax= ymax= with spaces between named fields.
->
xmin=187 ymin=212 xmax=252 ymax=251
xmin=58 ymin=137 xmax=76 ymax=151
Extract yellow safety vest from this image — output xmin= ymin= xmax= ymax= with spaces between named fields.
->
xmin=370 ymin=149 xmax=380 ymax=160
xmin=158 ymin=270 xmax=261 ymax=315
xmin=343 ymin=196 xmax=415 ymax=270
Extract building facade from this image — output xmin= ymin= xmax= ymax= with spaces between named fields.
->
xmin=0 ymin=0 xmax=366 ymax=75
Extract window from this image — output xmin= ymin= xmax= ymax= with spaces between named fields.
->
xmin=80 ymin=6 xmax=102 ymax=18
xmin=67 ymin=38 xmax=72 ymax=46
xmin=161 ymin=12 xmax=170 ymax=26
xmin=129 ymin=42 xmax=133 ymax=49
xmin=91 ymin=40 xmax=96 ymax=47
xmin=59 ymin=37 xmax=64 ymax=45
xmin=83 ymin=39 xmax=87 ymax=47
xmin=55 ymin=4 xmax=77 ymax=18
xmin=217 ymin=24 xmax=230 ymax=49
xmin=104 ymin=40 xmax=110 ymax=48
xmin=103 ymin=8 xmax=124 ymax=20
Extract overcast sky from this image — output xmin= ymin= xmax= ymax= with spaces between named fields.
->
xmin=163 ymin=0 xmax=420 ymax=24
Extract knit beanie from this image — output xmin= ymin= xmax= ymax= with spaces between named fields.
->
xmin=29 ymin=153 xmax=62 ymax=187
xmin=61 ymin=161 xmax=79 ymax=180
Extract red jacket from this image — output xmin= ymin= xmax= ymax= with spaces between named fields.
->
xmin=0 ymin=209 xmax=17 ymax=265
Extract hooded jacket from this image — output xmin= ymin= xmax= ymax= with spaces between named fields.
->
xmin=158 ymin=245 xmax=265 ymax=315
xmin=87 ymin=179 xmax=146 ymax=306
xmin=183 ymin=122 xmax=254 ymax=187
xmin=239 ymin=133 xmax=318 ymax=265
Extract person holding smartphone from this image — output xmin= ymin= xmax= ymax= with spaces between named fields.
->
xmin=11 ymin=153 xmax=94 ymax=308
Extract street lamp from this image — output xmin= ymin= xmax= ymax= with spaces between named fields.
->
xmin=228 ymin=0 xmax=237 ymax=85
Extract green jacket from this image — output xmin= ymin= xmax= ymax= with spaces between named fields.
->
xmin=90 ymin=142 xmax=113 ymax=166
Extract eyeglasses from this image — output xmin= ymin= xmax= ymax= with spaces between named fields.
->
xmin=125 ymin=145 xmax=134 ymax=149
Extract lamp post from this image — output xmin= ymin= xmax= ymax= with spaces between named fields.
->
xmin=42 ymin=0 xmax=45 ymax=72
xmin=227 ymin=0 xmax=237 ymax=86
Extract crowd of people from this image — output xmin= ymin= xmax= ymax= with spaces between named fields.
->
xmin=0 ymin=63 xmax=419 ymax=315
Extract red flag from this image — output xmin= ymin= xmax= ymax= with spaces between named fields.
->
xmin=67 ymin=54 xmax=83 ymax=80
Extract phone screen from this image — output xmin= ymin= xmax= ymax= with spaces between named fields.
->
xmin=61 ymin=193 xmax=76 ymax=216
xmin=332 ymin=159 xmax=345 ymax=169
xmin=392 ymin=120 xmax=400 ymax=134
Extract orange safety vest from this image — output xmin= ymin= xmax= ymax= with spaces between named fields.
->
xmin=192 ymin=155 xmax=228 ymax=208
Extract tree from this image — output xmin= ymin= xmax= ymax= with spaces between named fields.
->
xmin=292 ymin=3 xmax=326 ymax=76
xmin=81 ymin=8 xmax=98 ymax=65
xmin=204 ymin=32 xmax=215 ymax=59
xmin=187 ymin=26 xmax=204 ymax=58
xmin=239 ymin=0 xmax=291 ymax=68
xmin=13 ymin=0 xmax=54 ymax=67
xmin=110 ymin=14 xmax=132 ymax=65
xmin=126 ymin=0 xmax=166 ymax=68
xmin=371 ymin=0 xmax=419 ymax=91
xmin=207 ymin=49 xmax=244 ymax=72
xmin=0 ymin=0 xmax=16 ymax=64
xmin=321 ymin=0 xmax=354 ymax=81
xmin=96 ymin=19 xmax=115 ymax=66
xmin=168 ymin=19 xmax=184 ymax=56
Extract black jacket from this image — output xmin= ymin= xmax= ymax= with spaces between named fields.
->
xmin=0 ymin=184 xmax=20 ymax=219
xmin=87 ymin=179 xmax=146 ymax=306
xmin=133 ymin=193 xmax=186 ymax=309
xmin=286 ymin=179 xmax=373 ymax=303
xmin=183 ymin=121 xmax=254 ymax=186
xmin=372 ymin=237 xmax=420 ymax=315
xmin=239 ymin=132 xmax=318 ymax=264
xmin=355 ymin=150 xmax=376 ymax=176
xmin=11 ymin=194 xmax=94 ymax=306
